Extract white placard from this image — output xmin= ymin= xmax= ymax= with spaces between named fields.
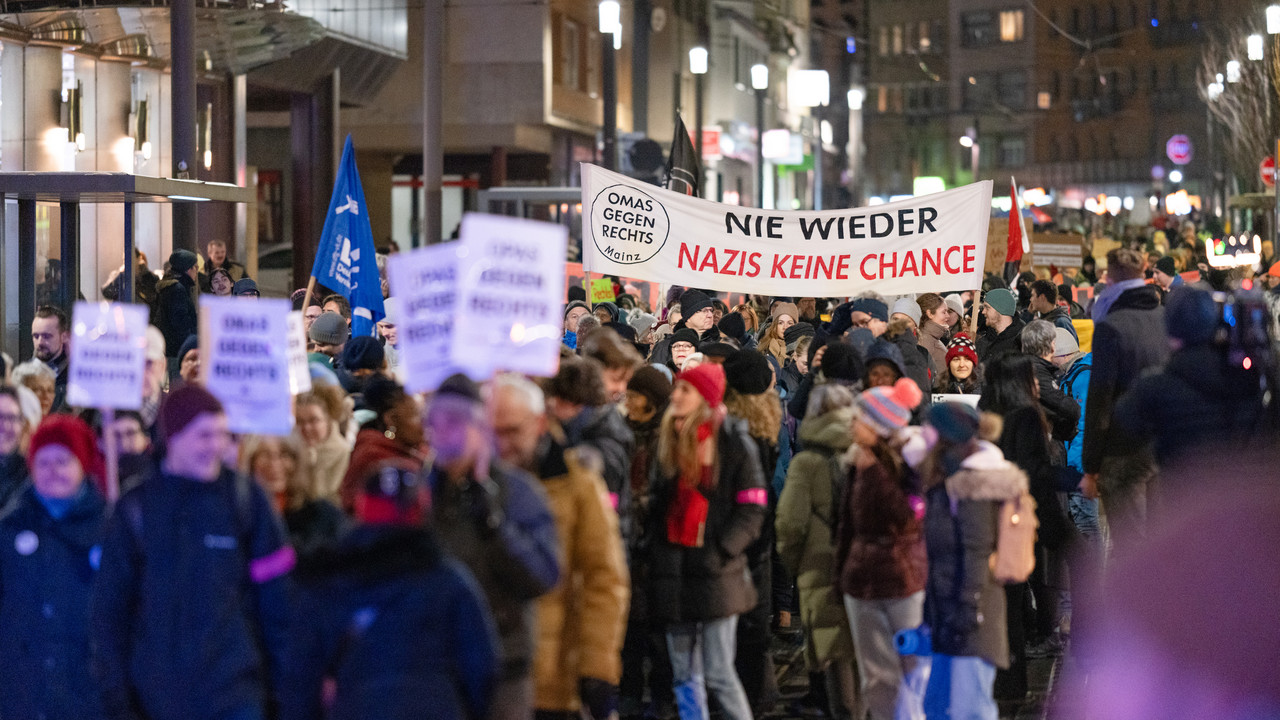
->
xmin=286 ymin=311 xmax=313 ymax=396
xmin=67 ymin=302 xmax=149 ymax=410
xmin=932 ymin=393 xmax=980 ymax=408
xmin=452 ymin=213 xmax=568 ymax=380
xmin=199 ymin=297 xmax=294 ymax=435
xmin=388 ymin=243 xmax=462 ymax=393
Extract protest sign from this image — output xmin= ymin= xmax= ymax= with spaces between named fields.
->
xmin=388 ymin=243 xmax=461 ymax=393
xmin=453 ymin=213 xmax=567 ymax=379
xmin=286 ymin=312 xmax=312 ymax=396
xmin=67 ymin=302 xmax=148 ymax=410
xmin=590 ymin=277 xmax=616 ymax=303
xmin=199 ymin=296 xmax=294 ymax=435
xmin=582 ymin=163 xmax=992 ymax=296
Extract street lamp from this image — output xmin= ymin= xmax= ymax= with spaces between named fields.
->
xmin=1169 ymin=169 xmax=1184 ymax=184
xmin=599 ymin=0 xmax=621 ymax=170
xmin=789 ymin=69 xmax=830 ymax=209
xmin=751 ymin=63 xmax=768 ymax=208
xmin=690 ymin=46 xmax=708 ymax=170
xmin=1250 ymin=34 xmax=1265 ymax=61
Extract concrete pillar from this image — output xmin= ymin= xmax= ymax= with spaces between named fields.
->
xmin=291 ymin=71 xmax=339 ymax=290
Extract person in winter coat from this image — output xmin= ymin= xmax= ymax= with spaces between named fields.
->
xmin=1080 ymin=248 xmax=1169 ymax=555
xmin=648 ymin=363 xmax=765 ymax=720
xmin=0 ymin=386 xmax=31 ymax=509
xmin=836 ymin=378 xmax=927 ymax=720
xmin=154 ymin=250 xmax=200 ymax=381
xmin=1052 ymin=330 xmax=1093 ymax=533
xmin=491 ymin=375 xmax=630 ymax=720
xmin=976 ymin=289 xmax=1025 ymax=363
xmin=0 ymin=415 xmax=109 ymax=720
xmin=717 ymin=311 xmax=757 ymax=352
xmin=294 ymin=385 xmax=352 ymax=500
xmin=1115 ymin=287 xmax=1267 ymax=483
xmin=935 ymin=334 xmax=983 ymax=395
xmin=1020 ymin=320 xmax=1081 ymax=443
xmin=776 ymin=384 xmax=861 ymax=720
xmin=1029 ymin=280 xmax=1078 ymax=342
xmin=919 ymin=403 xmax=1028 ymax=720
xmin=338 ymin=378 xmax=427 ymax=511
xmin=546 ymin=356 xmax=636 ymax=522
xmin=916 ymin=293 xmax=954 ymax=375
xmin=976 ymin=354 xmax=1070 ymax=699
xmin=620 ymin=366 xmax=677 ymax=719
xmin=761 ymin=302 xmax=799 ymax=367
xmin=648 ymin=290 xmax=722 ymax=368
xmin=91 ymin=385 xmax=294 ymax=720
xmin=721 ymin=350 xmax=783 ymax=714
xmin=280 ymin=461 xmax=498 ymax=720
xmin=885 ymin=318 xmax=934 ymax=406
xmin=241 ymin=435 xmax=346 ymax=560
xmin=426 ymin=374 xmax=561 ymax=720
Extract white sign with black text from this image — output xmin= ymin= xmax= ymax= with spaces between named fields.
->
xmin=199 ymin=297 xmax=294 ymax=435
xmin=388 ymin=243 xmax=461 ymax=393
xmin=67 ymin=302 xmax=149 ymax=410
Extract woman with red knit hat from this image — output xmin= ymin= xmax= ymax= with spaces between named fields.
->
xmin=936 ymin=333 xmax=983 ymax=395
xmin=0 ymin=414 xmax=108 ymax=720
xmin=647 ymin=363 xmax=766 ymax=720
xmin=836 ymin=377 xmax=928 ymax=720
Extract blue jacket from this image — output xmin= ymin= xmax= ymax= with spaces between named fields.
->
xmin=91 ymin=468 xmax=294 ymax=720
xmin=280 ymin=526 xmax=498 ymax=720
xmin=1061 ymin=353 xmax=1092 ymax=475
xmin=0 ymin=485 xmax=108 ymax=720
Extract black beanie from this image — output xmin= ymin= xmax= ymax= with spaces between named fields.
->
xmin=821 ymin=343 xmax=865 ymax=384
xmin=169 ymin=249 xmax=199 ymax=274
xmin=568 ymin=286 xmax=587 ymax=302
xmin=670 ymin=328 xmax=699 ymax=348
xmin=341 ymin=336 xmax=386 ymax=371
xmin=784 ymin=322 xmax=815 ymax=348
xmin=679 ymin=289 xmax=712 ymax=317
xmin=177 ymin=334 xmax=199 ymax=362
xmin=628 ymin=365 xmax=672 ymax=410
xmin=723 ymin=349 xmax=773 ymax=395
xmin=1155 ymin=256 xmax=1178 ymax=277
xmin=718 ymin=311 xmax=746 ymax=339
xmin=437 ymin=373 xmax=482 ymax=403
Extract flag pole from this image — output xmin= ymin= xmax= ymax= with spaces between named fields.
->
xmin=300 ymin=276 xmax=318 ymax=318
xmin=101 ymin=407 xmax=119 ymax=504
xmin=970 ymin=289 xmax=981 ymax=337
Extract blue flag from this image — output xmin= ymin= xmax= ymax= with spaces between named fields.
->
xmin=312 ymin=135 xmax=385 ymax=337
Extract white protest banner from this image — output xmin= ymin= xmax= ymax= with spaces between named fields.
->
xmin=67 ymin=302 xmax=149 ymax=410
xmin=582 ymin=163 xmax=993 ymax=296
xmin=286 ymin=311 xmax=313 ymax=396
xmin=388 ymin=243 xmax=461 ymax=393
xmin=199 ymin=296 xmax=294 ymax=435
xmin=932 ymin=393 xmax=980 ymax=408
xmin=452 ymin=213 xmax=567 ymax=379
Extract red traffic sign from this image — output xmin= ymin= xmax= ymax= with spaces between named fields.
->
xmin=1262 ymin=156 xmax=1276 ymax=188
xmin=1166 ymin=135 xmax=1193 ymax=165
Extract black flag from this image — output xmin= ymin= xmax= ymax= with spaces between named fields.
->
xmin=666 ymin=115 xmax=701 ymax=197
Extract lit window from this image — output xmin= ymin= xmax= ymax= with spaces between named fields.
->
xmin=1037 ymin=91 xmax=1051 ymax=109
xmin=1000 ymin=10 xmax=1025 ymax=42
xmin=919 ymin=21 xmax=931 ymax=51
xmin=877 ymin=86 xmax=888 ymax=112
xmin=892 ymin=25 xmax=903 ymax=55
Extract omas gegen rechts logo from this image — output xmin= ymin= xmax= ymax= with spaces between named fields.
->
xmin=590 ymin=184 xmax=670 ymax=265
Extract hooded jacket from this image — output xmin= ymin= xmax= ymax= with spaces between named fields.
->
xmin=775 ymin=407 xmax=856 ymax=669
xmin=924 ymin=441 xmax=1028 ymax=668
xmin=1114 ymin=344 xmax=1268 ymax=473
xmin=532 ymin=440 xmax=630 ymax=711
xmin=91 ymin=468 xmax=294 ymax=720
xmin=564 ymin=405 xmax=635 ymax=515
xmin=0 ymin=485 xmax=108 ymax=720
xmin=647 ymin=416 xmax=766 ymax=624
xmin=1038 ymin=305 xmax=1078 ymax=341
xmin=280 ymin=526 xmax=498 ymax=720
xmin=339 ymin=429 xmax=425 ymax=512
xmin=1060 ymin=354 xmax=1092 ymax=475
xmin=154 ymin=270 xmax=198 ymax=359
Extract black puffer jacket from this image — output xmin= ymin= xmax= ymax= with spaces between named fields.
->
xmin=565 ymin=405 xmax=635 ymax=512
xmin=889 ymin=328 xmax=934 ymax=407
xmin=0 ymin=485 xmax=109 ymax=720
xmin=91 ymin=468 xmax=294 ymax=720
xmin=977 ymin=316 xmax=1026 ymax=363
xmin=154 ymin=271 xmax=198 ymax=359
xmin=924 ymin=442 xmax=1027 ymax=668
xmin=987 ymin=404 xmax=1070 ymax=549
xmin=1031 ymin=357 xmax=1080 ymax=443
xmin=280 ymin=526 xmax=498 ymax=720
xmin=648 ymin=417 xmax=766 ymax=624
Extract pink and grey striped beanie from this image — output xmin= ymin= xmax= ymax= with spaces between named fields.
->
xmin=857 ymin=378 xmax=923 ymax=437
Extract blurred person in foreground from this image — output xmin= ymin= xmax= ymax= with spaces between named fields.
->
xmin=280 ymin=461 xmax=498 ymax=720
xmin=491 ymin=374 xmax=630 ymax=720
xmin=426 ymin=374 xmax=561 ymax=720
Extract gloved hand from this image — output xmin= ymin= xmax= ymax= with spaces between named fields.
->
xmin=579 ymin=677 xmax=618 ymax=720
xmin=827 ymin=300 xmax=855 ymax=336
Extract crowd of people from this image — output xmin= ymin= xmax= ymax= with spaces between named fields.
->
xmin=0 ymin=227 xmax=1271 ymax=720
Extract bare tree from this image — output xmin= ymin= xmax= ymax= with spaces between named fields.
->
xmin=1198 ymin=18 xmax=1274 ymax=193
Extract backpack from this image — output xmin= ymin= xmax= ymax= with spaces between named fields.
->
xmin=988 ymin=491 xmax=1038 ymax=585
